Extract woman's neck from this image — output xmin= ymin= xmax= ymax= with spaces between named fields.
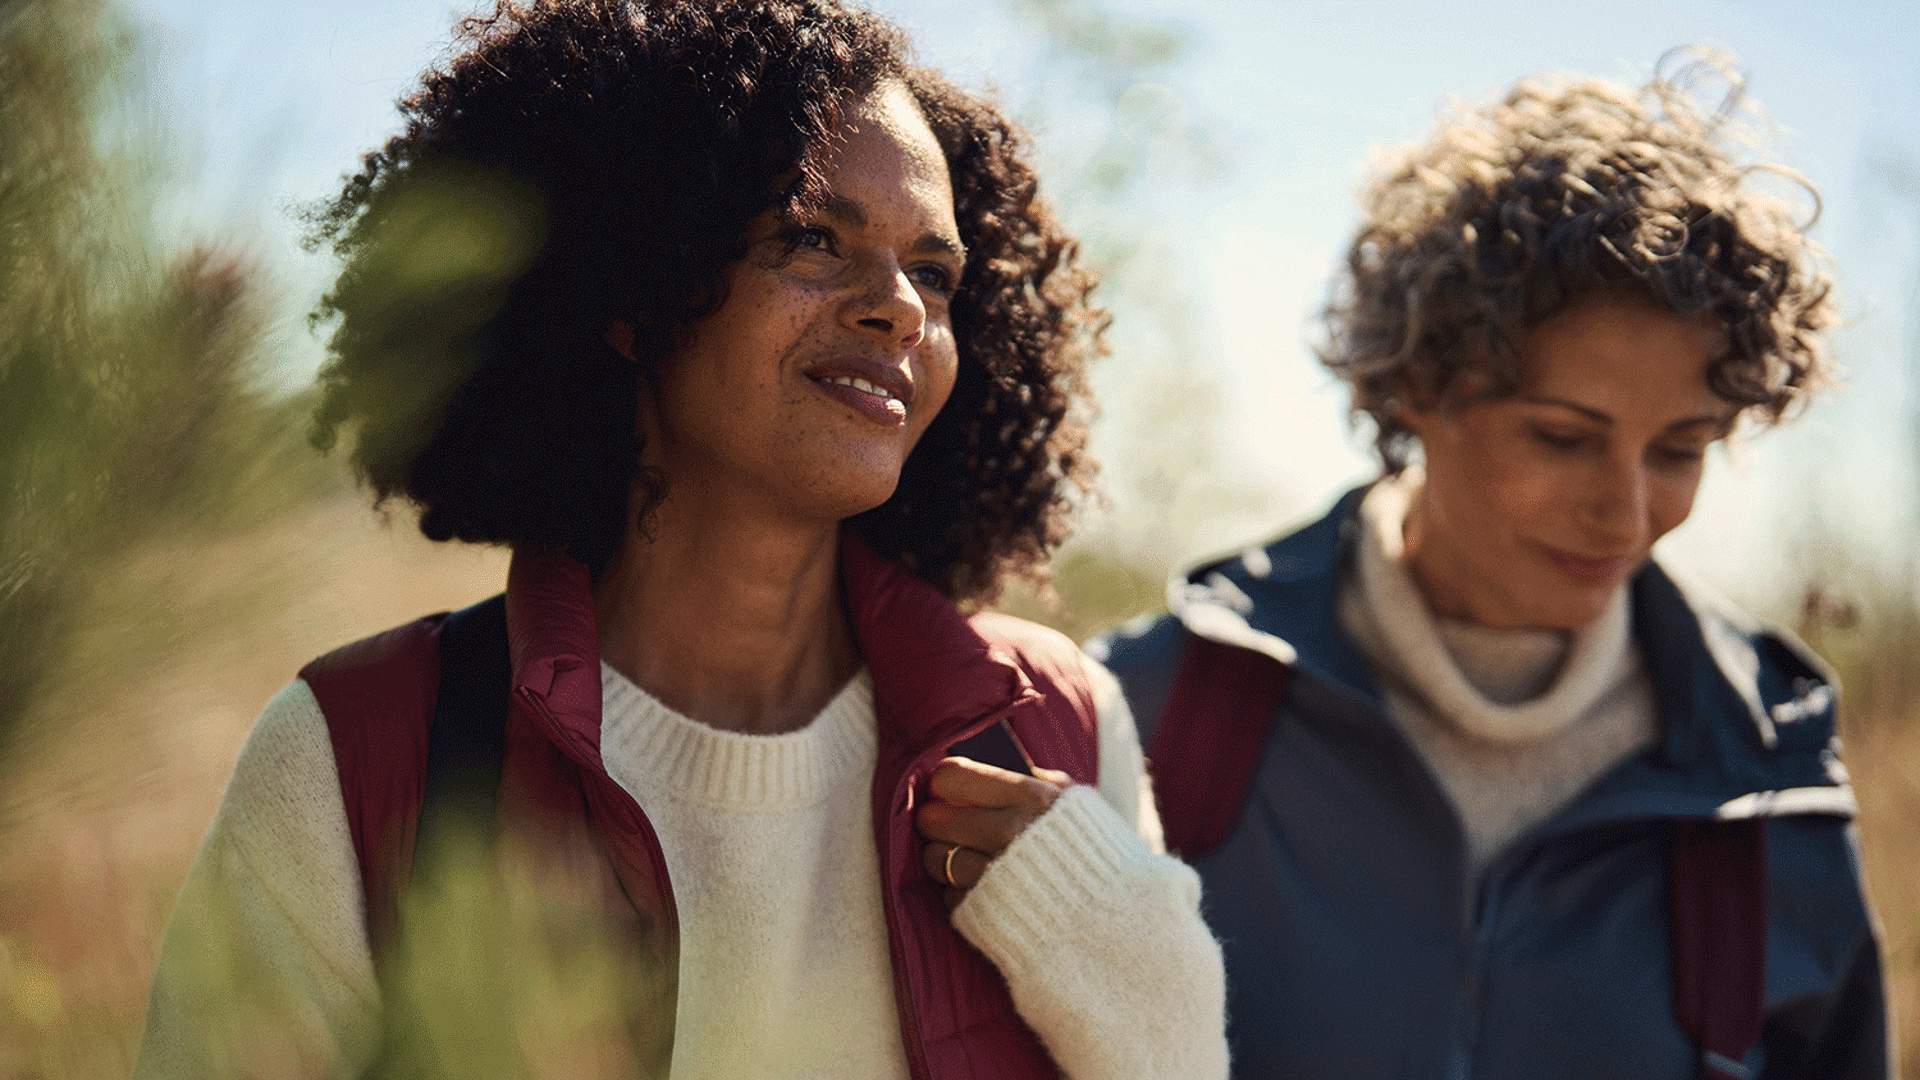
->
xmin=593 ymin=493 xmax=861 ymax=736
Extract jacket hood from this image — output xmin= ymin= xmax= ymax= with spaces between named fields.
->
xmin=1166 ymin=485 xmax=1854 ymax=822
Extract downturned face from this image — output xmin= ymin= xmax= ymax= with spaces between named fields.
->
xmin=1400 ymin=290 xmax=1735 ymax=631
xmin=638 ymin=80 xmax=963 ymax=524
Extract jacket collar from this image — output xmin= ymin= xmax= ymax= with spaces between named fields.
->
xmin=500 ymin=533 xmax=1032 ymax=770
xmin=1171 ymin=485 xmax=1851 ymax=815
xmin=1169 ymin=484 xmax=1380 ymax=705
xmin=1626 ymin=561 xmax=1847 ymax=806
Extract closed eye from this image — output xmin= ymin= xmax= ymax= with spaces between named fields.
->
xmin=1531 ymin=427 xmax=1592 ymax=453
xmin=1651 ymin=443 xmax=1708 ymax=466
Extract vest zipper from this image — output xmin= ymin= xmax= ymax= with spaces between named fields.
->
xmin=880 ymin=701 xmax=1029 ymax=1080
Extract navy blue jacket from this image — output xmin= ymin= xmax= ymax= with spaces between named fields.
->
xmin=1094 ymin=488 xmax=1888 ymax=1080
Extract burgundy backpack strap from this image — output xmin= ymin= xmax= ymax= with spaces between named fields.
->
xmin=1670 ymin=816 xmax=1769 ymax=1080
xmin=1148 ymin=634 xmax=1290 ymax=859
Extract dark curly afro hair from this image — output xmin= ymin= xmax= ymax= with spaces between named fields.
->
xmin=1319 ymin=51 xmax=1835 ymax=472
xmin=305 ymin=0 xmax=1101 ymax=603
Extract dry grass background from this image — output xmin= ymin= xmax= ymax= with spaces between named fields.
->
xmin=0 ymin=494 xmax=508 ymax=1076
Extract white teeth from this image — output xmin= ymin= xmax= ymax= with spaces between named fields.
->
xmin=822 ymin=375 xmax=894 ymax=399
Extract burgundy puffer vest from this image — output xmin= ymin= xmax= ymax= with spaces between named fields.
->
xmin=301 ymin=532 xmax=1099 ymax=1079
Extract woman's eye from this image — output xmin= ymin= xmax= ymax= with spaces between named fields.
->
xmin=910 ymin=264 xmax=955 ymax=295
xmin=1652 ymin=443 xmax=1708 ymax=466
xmin=1530 ymin=427 xmax=1590 ymax=453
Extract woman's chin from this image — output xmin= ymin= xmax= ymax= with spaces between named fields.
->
xmin=1499 ymin=578 xmax=1622 ymax=632
xmin=787 ymin=469 xmax=906 ymax=527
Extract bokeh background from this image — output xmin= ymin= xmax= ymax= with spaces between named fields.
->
xmin=2 ymin=0 xmax=1916 ymax=1072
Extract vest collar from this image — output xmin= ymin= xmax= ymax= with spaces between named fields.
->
xmin=501 ymin=533 xmax=1033 ymax=769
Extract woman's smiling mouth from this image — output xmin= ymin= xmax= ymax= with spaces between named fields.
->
xmin=1542 ymin=546 xmax=1637 ymax=583
xmin=808 ymin=364 xmax=912 ymax=424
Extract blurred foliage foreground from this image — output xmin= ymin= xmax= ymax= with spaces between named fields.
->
xmin=0 ymin=0 xmax=1915 ymax=1074
xmin=0 ymin=0 xmax=331 ymax=1071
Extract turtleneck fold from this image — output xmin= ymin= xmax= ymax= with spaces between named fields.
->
xmin=1339 ymin=471 xmax=1658 ymax=875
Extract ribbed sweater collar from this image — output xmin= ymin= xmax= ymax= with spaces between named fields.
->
xmin=600 ymin=663 xmax=877 ymax=810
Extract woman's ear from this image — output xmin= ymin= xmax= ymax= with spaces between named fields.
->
xmin=605 ymin=321 xmax=638 ymax=363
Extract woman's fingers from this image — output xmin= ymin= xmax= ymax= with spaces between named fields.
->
xmin=921 ymin=841 xmax=991 ymax=889
xmin=916 ymin=756 xmax=1070 ymax=903
xmin=927 ymin=756 xmax=1065 ymax=812
xmin=917 ymin=800 xmax=1043 ymax=854
xmin=917 ymin=757 xmax=1065 ymax=851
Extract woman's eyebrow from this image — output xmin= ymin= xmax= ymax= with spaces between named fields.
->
xmin=821 ymin=192 xmax=867 ymax=227
xmin=1669 ymin=413 xmax=1736 ymax=436
xmin=1520 ymin=394 xmax=1731 ymax=433
xmin=914 ymin=233 xmax=967 ymax=260
xmin=821 ymin=192 xmax=966 ymax=260
xmin=1518 ymin=395 xmax=1613 ymax=424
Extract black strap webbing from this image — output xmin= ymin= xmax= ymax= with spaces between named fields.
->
xmin=374 ymin=595 xmax=512 ymax=1077
xmin=415 ymin=593 xmax=511 ymax=886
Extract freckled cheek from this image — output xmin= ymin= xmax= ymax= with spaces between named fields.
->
xmin=915 ymin=334 xmax=960 ymax=411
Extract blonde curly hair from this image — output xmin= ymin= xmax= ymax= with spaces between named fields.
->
xmin=1320 ymin=51 xmax=1835 ymax=472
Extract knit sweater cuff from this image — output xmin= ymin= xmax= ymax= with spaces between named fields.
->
xmin=953 ymin=786 xmax=1228 ymax=1080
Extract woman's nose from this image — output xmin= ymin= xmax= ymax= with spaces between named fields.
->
xmin=1582 ymin=457 xmax=1650 ymax=546
xmin=847 ymin=261 xmax=926 ymax=349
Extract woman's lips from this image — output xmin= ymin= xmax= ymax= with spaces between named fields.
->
xmin=1543 ymin=546 xmax=1637 ymax=582
xmin=811 ymin=372 xmax=908 ymax=424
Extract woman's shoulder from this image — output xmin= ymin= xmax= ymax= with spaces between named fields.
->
xmin=298 ymin=610 xmax=450 ymax=689
xmin=967 ymin=610 xmax=1100 ymax=720
xmin=1640 ymin=561 xmax=1835 ymax=696
xmin=967 ymin=610 xmax=1083 ymax=672
xmin=1638 ymin=560 xmax=1842 ymax=774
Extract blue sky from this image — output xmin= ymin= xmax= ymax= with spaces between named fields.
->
xmin=124 ymin=0 xmax=1920 ymax=609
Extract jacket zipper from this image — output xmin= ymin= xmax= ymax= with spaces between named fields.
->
xmin=882 ymin=698 xmax=1031 ymax=1080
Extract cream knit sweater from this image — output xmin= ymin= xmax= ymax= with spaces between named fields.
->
xmin=1338 ymin=473 xmax=1658 ymax=877
xmin=134 ymin=655 xmax=1226 ymax=1080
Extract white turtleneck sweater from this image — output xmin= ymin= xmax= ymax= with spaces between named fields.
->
xmin=1338 ymin=473 xmax=1658 ymax=877
xmin=134 ymin=655 xmax=1226 ymax=1080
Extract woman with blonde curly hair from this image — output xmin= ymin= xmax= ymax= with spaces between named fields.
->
xmin=1098 ymin=55 xmax=1886 ymax=1079
xmin=134 ymin=2 xmax=1227 ymax=1076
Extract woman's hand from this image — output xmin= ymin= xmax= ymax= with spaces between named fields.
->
xmin=916 ymin=756 xmax=1072 ymax=909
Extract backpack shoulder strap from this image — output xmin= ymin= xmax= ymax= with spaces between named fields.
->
xmin=1147 ymin=633 xmax=1290 ymax=859
xmin=413 ymin=594 xmax=511 ymax=885
xmin=299 ymin=595 xmax=509 ymax=958
xmin=1671 ymin=816 xmax=1770 ymax=1080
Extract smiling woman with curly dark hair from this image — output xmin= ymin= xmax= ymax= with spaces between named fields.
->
xmin=134 ymin=2 xmax=1226 ymax=1077
xmin=304 ymin=0 xmax=1098 ymax=599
